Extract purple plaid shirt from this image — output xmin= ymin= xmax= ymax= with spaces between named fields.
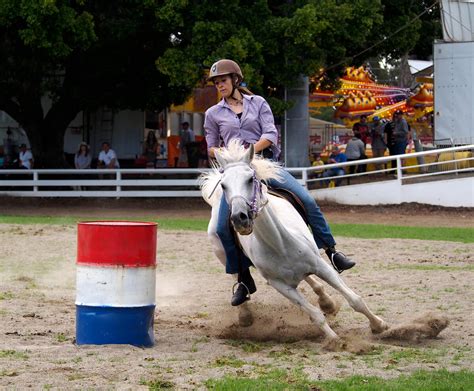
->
xmin=204 ymin=94 xmax=280 ymax=159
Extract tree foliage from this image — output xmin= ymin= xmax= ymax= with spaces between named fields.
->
xmin=0 ymin=0 xmax=441 ymax=167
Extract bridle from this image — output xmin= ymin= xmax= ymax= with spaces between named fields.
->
xmin=212 ymin=162 xmax=266 ymax=220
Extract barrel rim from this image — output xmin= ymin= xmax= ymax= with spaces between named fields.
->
xmin=78 ymin=221 xmax=157 ymax=227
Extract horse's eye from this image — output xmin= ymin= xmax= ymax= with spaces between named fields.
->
xmin=247 ymin=177 xmax=253 ymax=184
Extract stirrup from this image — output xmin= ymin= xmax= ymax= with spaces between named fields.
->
xmin=232 ymin=281 xmax=251 ymax=300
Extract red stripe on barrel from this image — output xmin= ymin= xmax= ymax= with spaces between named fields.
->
xmin=77 ymin=221 xmax=157 ymax=267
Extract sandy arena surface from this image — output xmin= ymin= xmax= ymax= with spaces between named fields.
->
xmin=0 ymin=199 xmax=473 ymax=389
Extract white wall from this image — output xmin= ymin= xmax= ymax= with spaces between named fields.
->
xmin=312 ymin=177 xmax=474 ymax=207
xmin=434 ymin=41 xmax=474 ymax=144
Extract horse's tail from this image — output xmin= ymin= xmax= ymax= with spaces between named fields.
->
xmin=198 ymin=165 xmax=222 ymax=207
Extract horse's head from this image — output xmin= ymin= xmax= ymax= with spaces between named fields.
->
xmin=215 ymin=144 xmax=264 ymax=235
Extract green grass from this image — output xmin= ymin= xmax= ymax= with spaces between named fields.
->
xmin=0 ymin=215 xmax=210 ymax=231
xmin=330 ymin=223 xmax=474 ymax=243
xmin=0 ymin=216 xmax=472 ymax=243
xmin=205 ymin=369 xmax=474 ymax=390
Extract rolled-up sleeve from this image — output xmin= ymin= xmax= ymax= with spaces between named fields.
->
xmin=204 ymin=109 xmax=219 ymax=149
xmin=258 ymin=100 xmax=278 ymax=146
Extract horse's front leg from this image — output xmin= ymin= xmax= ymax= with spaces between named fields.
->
xmin=267 ymin=278 xmax=339 ymax=342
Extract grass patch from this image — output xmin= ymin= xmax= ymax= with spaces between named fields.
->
xmin=0 ymin=215 xmax=210 ymax=231
xmin=330 ymin=223 xmax=474 ymax=243
xmin=205 ymin=369 xmax=474 ymax=391
xmin=1 ymin=216 xmax=472 ymax=242
xmin=0 ymin=291 xmax=14 ymax=300
xmin=387 ymin=348 xmax=446 ymax=366
xmin=213 ymin=355 xmax=247 ymax=368
xmin=0 ymin=350 xmax=29 ymax=360
xmin=225 ymin=340 xmax=266 ymax=353
xmin=0 ymin=216 xmax=474 ymax=243
xmin=386 ymin=264 xmax=474 ymax=272
xmin=317 ymin=369 xmax=474 ymax=391
xmin=139 ymin=378 xmax=175 ymax=390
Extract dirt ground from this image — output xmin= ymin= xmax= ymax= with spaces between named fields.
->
xmin=0 ymin=199 xmax=473 ymax=389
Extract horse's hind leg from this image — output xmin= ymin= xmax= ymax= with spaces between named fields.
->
xmin=304 ymin=275 xmax=339 ymax=315
xmin=268 ymin=278 xmax=339 ymax=341
xmin=315 ymin=263 xmax=388 ymax=334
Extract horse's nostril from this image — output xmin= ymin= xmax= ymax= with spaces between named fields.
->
xmin=239 ymin=212 xmax=248 ymax=221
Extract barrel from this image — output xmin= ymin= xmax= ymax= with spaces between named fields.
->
xmin=75 ymin=221 xmax=157 ymax=347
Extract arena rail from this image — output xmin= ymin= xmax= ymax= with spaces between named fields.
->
xmin=0 ymin=145 xmax=472 ymax=198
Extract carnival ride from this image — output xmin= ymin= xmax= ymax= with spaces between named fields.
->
xmin=309 ymin=66 xmax=434 ymax=130
xmin=309 ymin=66 xmax=435 ymax=170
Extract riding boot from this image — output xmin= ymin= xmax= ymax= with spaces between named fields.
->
xmin=325 ymin=247 xmax=356 ymax=273
xmin=231 ymin=268 xmax=257 ymax=306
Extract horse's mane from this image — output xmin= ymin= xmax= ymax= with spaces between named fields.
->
xmin=199 ymin=140 xmax=282 ymax=206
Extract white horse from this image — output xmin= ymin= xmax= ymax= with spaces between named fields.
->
xmin=200 ymin=141 xmax=388 ymax=344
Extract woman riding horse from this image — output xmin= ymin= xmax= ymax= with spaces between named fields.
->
xmin=204 ymin=59 xmax=355 ymax=307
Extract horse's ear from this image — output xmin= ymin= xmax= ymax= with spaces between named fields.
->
xmin=215 ymin=149 xmax=227 ymax=169
xmin=244 ymin=143 xmax=254 ymax=164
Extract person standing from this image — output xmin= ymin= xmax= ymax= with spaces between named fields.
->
xmin=345 ymin=131 xmax=366 ymax=175
xmin=391 ymin=110 xmax=411 ymax=172
xmin=143 ymin=131 xmax=158 ymax=168
xmin=352 ymin=115 xmax=370 ymax=146
xmin=18 ymin=144 xmax=34 ymax=169
xmin=392 ymin=110 xmax=410 ymax=156
xmin=97 ymin=142 xmax=119 ymax=169
xmin=204 ymin=59 xmax=355 ymax=307
xmin=370 ymin=116 xmax=386 ymax=171
xmin=177 ymin=122 xmax=195 ymax=167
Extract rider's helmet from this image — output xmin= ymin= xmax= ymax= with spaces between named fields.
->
xmin=208 ymin=59 xmax=243 ymax=85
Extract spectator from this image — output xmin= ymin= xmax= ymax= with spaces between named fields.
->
xmin=323 ymin=146 xmax=347 ymax=187
xmin=177 ymin=122 xmax=195 ymax=167
xmin=143 ymin=130 xmax=158 ymax=168
xmin=19 ymin=144 xmax=34 ymax=169
xmin=198 ymin=137 xmax=209 ymax=168
xmin=383 ymin=114 xmax=397 ymax=172
xmin=311 ymin=153 xmax=325 ymax=178
xmin=345 ymin=131 xmax=366 ymax=175
xmin=370 ymin=116 xmax=387 ymax=171
xmin=352 ymin=114 xmax=370 ymax=146
xmin=392 ymin=110 xmax=411 ymax=155
xmin=74 ymin=142 xmax=92 ymax=169
xmin=391 ymin=110 xmax=411 ymax=171
xmin=97 ymin=142 xmax=119 ymax=169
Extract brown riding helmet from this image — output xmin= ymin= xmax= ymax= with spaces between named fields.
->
xmin=208 ymin=59 xmax=243 ymax=83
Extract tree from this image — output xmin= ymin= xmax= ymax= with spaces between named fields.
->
xmin=0 ymin=1 xmax=191 ymax=167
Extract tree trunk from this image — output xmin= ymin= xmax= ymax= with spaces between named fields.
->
xmin=398 ymin=54 xmax=413 ymax=88
xmin=20 ymin=96 xmax=81 ymax=168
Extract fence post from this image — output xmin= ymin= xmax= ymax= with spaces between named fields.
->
xmin=116 ymin=170 xmax=121 ymax=194
xmin=302 ymin=168 xmax=308 ymax=188
xmin=33 ymin=171 xmax=38 ymax=193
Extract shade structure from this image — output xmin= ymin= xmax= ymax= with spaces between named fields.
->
xmin=76 ymin=221 xmax=157 ymax=347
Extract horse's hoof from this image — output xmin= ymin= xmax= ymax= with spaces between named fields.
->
xmin=238 ymin=305 xmax=254 ymax=327
xmin=371 ymin=320 xmax=389 ymax=334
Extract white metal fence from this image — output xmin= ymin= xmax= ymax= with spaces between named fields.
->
xmin=0 ymin=145 xmax=472 ymax=197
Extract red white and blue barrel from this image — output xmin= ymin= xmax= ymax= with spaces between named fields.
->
xmin=75 ymin=221 xmax=157 ymax=347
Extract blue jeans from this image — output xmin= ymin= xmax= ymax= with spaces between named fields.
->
xmin=217 ymin=168 xmax=336 ymax=274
